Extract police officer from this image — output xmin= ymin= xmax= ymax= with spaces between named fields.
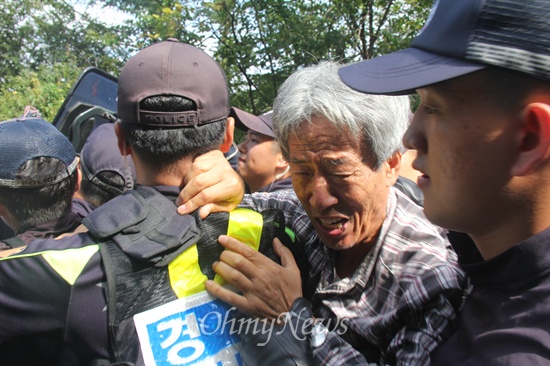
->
xmin=0 ymin=117 xmax=81 ymax=252
xmin=0 ymin=40 xmax=296 ymax=365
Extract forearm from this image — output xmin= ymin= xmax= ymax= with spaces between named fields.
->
xmin=241 ymin=190 xmax=317 ymax=248
xmin=240 ymin=190 xmax=301 ymax=221
xmin=387 ymin=295 xmax=461 ymax=365
xmin=312 ymin=331 xmax=373 ymax=366
xmin=238 ymin=296 xmax=371 ymax=366
xmin=239 ymin=297 xmax=314 ymax=366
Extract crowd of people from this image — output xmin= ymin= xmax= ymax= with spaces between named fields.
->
xmin=0 ymin=0 xmax=549 ymax=365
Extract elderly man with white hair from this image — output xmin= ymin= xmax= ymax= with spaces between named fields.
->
xmin=177 ymin=61 xmax=468 ymax=365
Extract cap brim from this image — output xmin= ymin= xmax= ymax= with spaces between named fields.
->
xmin=231 ymin=107 xmax=275 ymax=138
xmin=339 ymin=48 xmax=487 ymax=95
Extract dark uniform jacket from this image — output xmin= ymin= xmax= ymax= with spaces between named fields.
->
xmin=0 ymin=185 xmax=296 ymax=365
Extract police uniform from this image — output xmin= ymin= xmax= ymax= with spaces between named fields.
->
xmin=0 ymin=185 xmax=295 ymax=365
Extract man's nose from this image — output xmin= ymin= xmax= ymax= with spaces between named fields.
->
xmin=308 ymin=174 xmax=337 ymax=211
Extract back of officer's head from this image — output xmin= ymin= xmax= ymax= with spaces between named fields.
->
xmin=79 ymin=123 xmax=136 ymax=207
xmin=0 ymin=118 xmax=78 ymax=231
xmin=116 ymin=39 xmax=231 ymax=171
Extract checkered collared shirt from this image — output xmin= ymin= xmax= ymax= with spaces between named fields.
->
xmin=241 ymin=188 xmax=468 ymax=365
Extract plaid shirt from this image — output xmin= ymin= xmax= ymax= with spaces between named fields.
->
xmin=241 ymin=188 xmax=468 ymax=365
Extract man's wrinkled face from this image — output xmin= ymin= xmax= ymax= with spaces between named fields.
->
xmin=289 ymin=116 xmax=390 ymax=251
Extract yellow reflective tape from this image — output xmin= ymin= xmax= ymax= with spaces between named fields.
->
xmin=168 ymin=245 xmax=208 ymax=298
xmin=214 ymin=208 xmax=263 ymax=285
xmin=169 ymin=208 xmax=265 ymax=297
xmin=38 ymin=245 xmax=99 ymax=285
xmin=227 ymin=208 xmax=263 ymax=250
xmin=42 ymin=245 xmax=99 ymax=285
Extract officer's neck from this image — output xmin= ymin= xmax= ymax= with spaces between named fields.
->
xmin=134 ymin=157 xmax=192 ymax=187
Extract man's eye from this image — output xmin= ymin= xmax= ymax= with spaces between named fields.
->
xmin=332 ymin=172 xmax=353 ymax=177
xmin=421 ymin=104 xmax=438 ymax=114
xmin=291 ymin=167 xmax=312 ymax=176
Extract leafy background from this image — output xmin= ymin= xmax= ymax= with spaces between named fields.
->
xmin=0 ymin=0 xmax=431 ymax=122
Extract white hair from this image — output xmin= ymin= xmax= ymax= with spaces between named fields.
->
xmin=272 ymin=61 xmax=410 ymax=169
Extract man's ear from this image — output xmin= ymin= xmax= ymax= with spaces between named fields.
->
xmin=511 ymin=103 xmax=550 ymax=176
xmin=385 ymin=151 xmax=402 ymax=186
xmin=114 ymin=122 xmax=132 ymax=156
xmin=220 ymin=117 xmax=235 ymax=153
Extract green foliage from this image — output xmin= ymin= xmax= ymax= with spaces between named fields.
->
xmin=321 ymin=0 xmax=432 ymax=61
xmin=0 ymin=0 xmax=128 ymax=82
xmin=199 ymin=0 xmax=431 ymax=113
xmin=0 ymin=0 xmax=131 ymax=121
xmin=95 ymin=0 xmax=203 ymax=49
xmin=0 ymin=0 xmax=433 ymax=122
xmin=201 ymin=0 xmax=352 ymax=114
xmin=0 ymin=61 xmax=80 ymax=121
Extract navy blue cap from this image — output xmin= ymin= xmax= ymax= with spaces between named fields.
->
xmin=0 ymin=118 xmax=78 ymax=188
xmin=339 ymin=0 xmax=550 ymax=95
xmin=231 ymin=107 xmax=274 ymax=138
xmin=80 ymin=123 xmax=136 ymax=194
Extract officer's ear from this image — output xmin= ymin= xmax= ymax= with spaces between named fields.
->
xmin=220 ymin=117 xmax=235 ymax=153
xmin=275 ymin=154 xmax=289 ymax=169
xmin=0 ymin=203 xmax=7 ymax=219
xmin=114 ymin=122 xmax=132 ymax=156
xmin=74 ymin=157 xmax=82 ymax=194
xmin=511 ymin=102 xmax=550 ymax=176
xmin=0 ymin=203 xmax=14 ymax=231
